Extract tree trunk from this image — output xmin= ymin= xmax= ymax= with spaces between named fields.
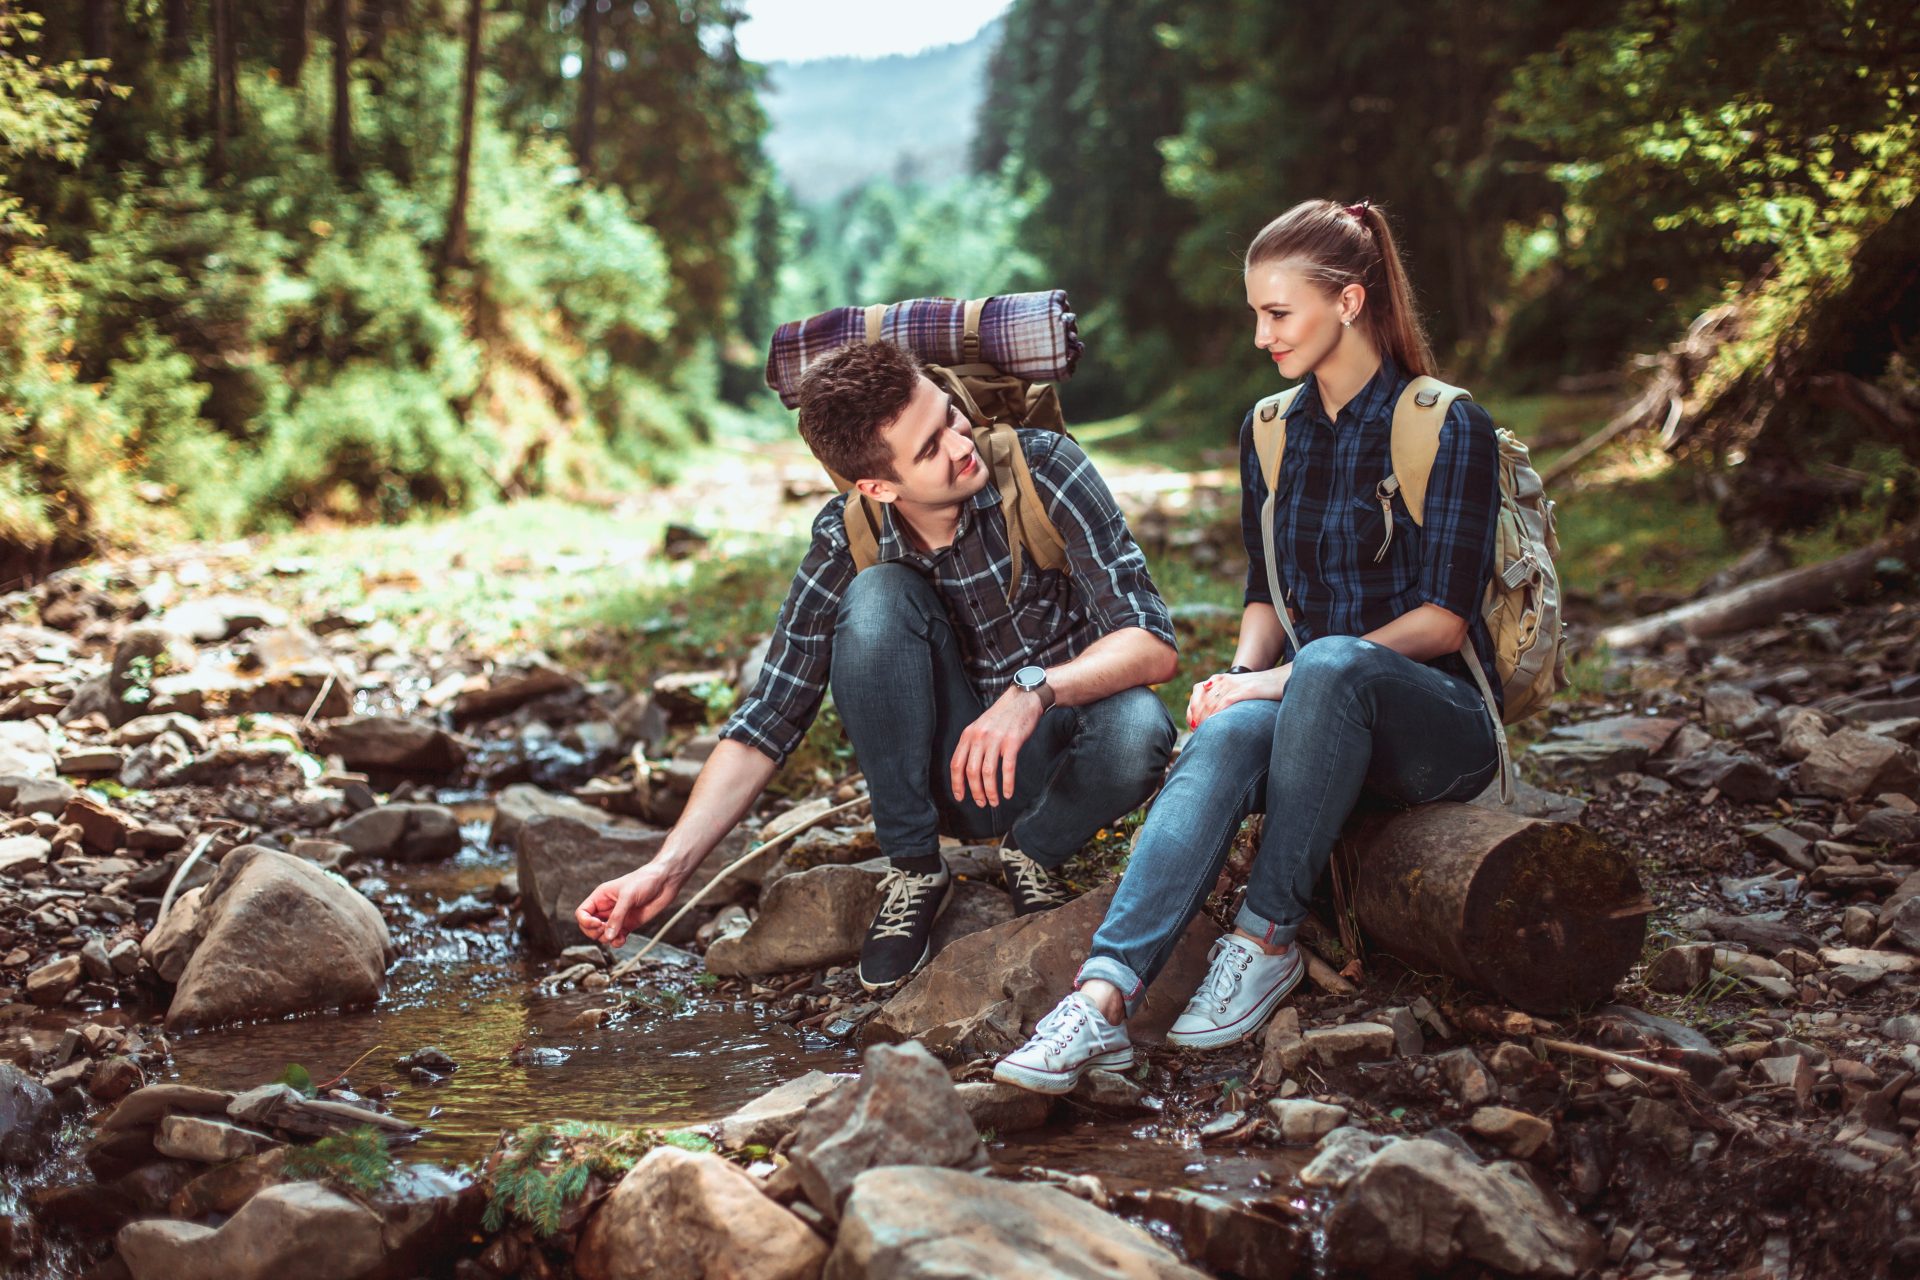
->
xmin=83 ymin=0 xmax=113 ymax=61
xmin=576 ymin=0 xmax=601 ymax=178
xmin=209 ymin=0 xmax=229 ymax=174
xmin=331 ymin=0 xmax=354 ymax=178
xmin=281 ymin=0 xmax=309 ymax=89
xmin=163 ymin=0 xmax=191 ymax=64
xmin=1341 ymin=803 xmax=1648 ymax=1013
xmin=440 ymin=0 xmax=484 ymax=275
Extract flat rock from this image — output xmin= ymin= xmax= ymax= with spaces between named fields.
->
xmin=303 ymin=715 xmax=466 ymax=774
xmin=155 ymin=1114 xmax=278 ymax=1163
xmin=167 ymin=847 xmax=394 ymax=1030
xmin=830 ymin=1166 xmax=1205 ymax=1279
xmin=102 ymin=1083 xmax=235 ymax=1133
xmin=954 ymin=1081 xmax=1055 ymax=1135
xmin=1268 ymin=1099 xmax=1348 ymax=1144
xmin=449 ymin=661 xmax=580 ymax=725
xmin=1525 ymin=715 xmax=1682 ymax=782
xmin=0 ymin=834 xmax=51 ymax=877
xmin=0 ymin=774 xmax=72 ymax=812
xmin=117 ymin=1180 xmax=384 ymax=1280
xmin=26 ymin=953 xmax=82 ymax=1006
xmin=787 ymin=1041 xmax=983 ymax=1222
xmin=706 ymin=861 xmax=889 ymax=977
xmin=328 ymin=803 xmax=462 ymax=863
xmin=1662 ymin=750 xmax=1781 ymax=803
xmin=714 ymin=1071 xmax=848 ymax=1151
xmin=1304 ymin=1022 xmax=1396 ymax=1067
xmin=574 ymin=1146 xmax=827 ymax=1280
xmin=488 ymin=783 xmax=636 ymax=849
xmin=866 ymin=882 xmax=1219 ymax=1059
xmin=1327 ymin=1138 xmax=1600 ymax=1277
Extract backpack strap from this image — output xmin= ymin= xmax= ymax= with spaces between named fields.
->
xmin=1250 ymin=386 xmax=1306 ymax=656
xmin=1385 ymin=376 xmax=1472 ymax=526
xmin=961 ymin=297 xmax=986 ymax=364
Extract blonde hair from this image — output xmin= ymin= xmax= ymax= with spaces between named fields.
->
xmin=1245 ymin=199 xmax=1434 ymax=377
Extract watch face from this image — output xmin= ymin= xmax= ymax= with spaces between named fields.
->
xmin=1014 ymin=665 xmax=1045 ymax=690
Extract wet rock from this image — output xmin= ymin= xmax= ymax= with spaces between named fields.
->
xmin=955 ymin=1081 xmax=1055 ymax=1135
xmin=1795 ymin=729 xmax=1920 ymax=801
xmin=27 ymin=953 xmax=82 ymax=1006
xmin=514 ymin=815 xmax=739 ymax=956
xmin=393 ymin=1046 xmax=457 ymax=1075
xmin=304 ymin=715 xmax=466 ymax=774
xmin=1525 ymin=715 xmax=1682 ymax=782
xmin=101 ymin=1083 xmax=236 ymax=1133
xmin=1327 ymin=1138 xmax=1600 ymax=1278
xmin=1254 ymin=1007 xmax=1307 ymax=1086
xmin=1299 ymin=1127 xmax=1400 ymax=1191
xmin=155 ymin=1114 xmax=279 ymax=1163
xmin=867 ymin=882 xmax=1219 ymax=1059
xmin=1304 ymin=1022 xmax=1396 ymax=1067
xmin=89 ymin=1056 xmax=145 ymax=1103
xmin=117 ymin=1180 xmax=384 ymax=1280
xmin=574 ymin=1145 xmax=826 ymax=1280
xmin=1070 ymin=1069 xmax=1149 ymax=1111
xmin=449 ymin=661 xmax=580 ymax=725
xmin=1469 ymin=1107 xmax=1553 ymax=1159
xmin=714 ymin=1071 xmax=847 ymax=1150
xmin=787 ymin=1041 xmax=983 ymax=1222
xmin=169 ymin=1149 xmax=290 ymax=1219
xmin=0 ymin=1063 xmax=59 ymax=1166
xmin=831 ymin=1166 xmax=1203 ymax=1280
xmin=166 ymin=846 xmax=394 ymax=1030
xmin=1268 ymin=1099 xmax=1347 ymax=1144
xmin=1437 ymin=1048 xmax=1497 ymax=1106
xmin=706 ymin=861 xmax=889 ymax=978
xmin=489 ymin=783 xmax=635 ymax=849
xmin=329 ymin=803 xmax=461 ymax=863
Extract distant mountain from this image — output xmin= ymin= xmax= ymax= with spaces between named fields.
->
xmin=760 ymin=21 xmax=999 ymax=205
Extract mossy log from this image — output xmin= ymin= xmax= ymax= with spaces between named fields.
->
xmin=1342 ymin=804 xmax=1649 ymax=1013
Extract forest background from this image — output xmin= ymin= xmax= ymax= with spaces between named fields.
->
xmin=2 ymin=0 xmax=1916 ymax=595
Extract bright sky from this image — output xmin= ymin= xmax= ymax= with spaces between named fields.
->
xmin=735 ymin=0 xmax=1015 ymax=64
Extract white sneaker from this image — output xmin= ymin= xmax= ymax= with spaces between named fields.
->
xmin=1165 ymin=934 xmax=1304 ymax=1050
xmin=992 ymin=992 xmax=1134 ymax=1095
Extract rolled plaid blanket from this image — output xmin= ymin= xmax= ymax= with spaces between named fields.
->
xmin=764 ymin=290 xmax=1083 ymax=409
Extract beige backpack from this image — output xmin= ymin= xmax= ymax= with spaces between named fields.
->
xmin=826 ymin=299 xmax=1069 ymax=604
xmin=1250 ymin=376 xmax=1566 ymax=803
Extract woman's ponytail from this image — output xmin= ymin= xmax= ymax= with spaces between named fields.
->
xmin=1246 ymin=199 xmax=1435 ymax=377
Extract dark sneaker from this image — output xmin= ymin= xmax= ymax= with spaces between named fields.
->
xmin=857 ymin=864 xmax=953 ymax=992
xmin=999 ymin=844 xmax=1072 ymax=916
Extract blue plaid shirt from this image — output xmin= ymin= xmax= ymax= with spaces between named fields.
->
xmin=722 ymin=431 xmax=1178 ymax=765
xmin=1239 ymin=356 xmax=1502 ymax=705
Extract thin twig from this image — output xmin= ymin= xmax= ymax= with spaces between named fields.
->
xmin=1297 ymin=942 xmax=1356 ymax=995
xmin=316 ymin=1044 xmax=382 ymax=1091
xmin=608 ymin=794 xmax=870 ymax=978
xmin=1536 ymin=1035 xmax=1690 ymax=1081
xmin=155 ymin=832 xmax=217 ymax=929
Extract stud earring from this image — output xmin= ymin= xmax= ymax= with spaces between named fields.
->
xmin=1341 ymin=317 xmax=1352 ymax=328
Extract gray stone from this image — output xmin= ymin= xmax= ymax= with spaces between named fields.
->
xmin=574 ymin=1146 xmax=827 ymax=1280
xmin=954 ymin=1081 xmax=1055 ymax=1135
xmin=1703 ymin=684 xmax=1763 ymax=726
xmin=166 ymin=847 xmax=394 ymax=1030
xmin=1886 ymin=896 xmax=1920 ymax=952
xmin=1468 ymin=777 xmax=1587 ymax=823
xmin=100 ymin=1083 xmax=235 ymax=1132
xmin=1468 ymin=1106 xmax=1553 ymax=1159
xmin=1327 ymin=1138 xmax=1600 ymax=1278
xmin=1267 ymin=1099 xmax=1348 ymax=1144
xmin=1626 ymin=1097 xmax=1690 ymax=1160
xmin=714 ymin=1071 xmax=848 ymax=1151
xmin=1377 ymin=1006 xmax=1424 ymax=1058
xmin=0 ymin=774 xmax=72 ymax=814
xmin=1304 ymin=1022 xmax=1398 ymax=1067
xmin=1855 ymin=807 xmax=1920 ymax=847
xmin=1796 ymin=729 xmax=1920 ymax=802
xmin=116 ymin=1181 xmax=383 ymax=1280
xmin=706 ymin=861 xmax=890 ymax=977
xmin=829 ymin=1166 xmax=1203 ymax=1280
xmin=787 ymin=1041 xmax=983 ymax=1222
xmin=514 ymin=814 xmax=745 ymax=956
xmin=1299 ymin=1127 xmax=1399 ymax=1191
xmin=80 ymin=936 xmax=114 ymax=982
xmin=1526 ymin=715 xmax=1682 ymax=781
xmin=1881 ymin=1014 xmax=1920 ymax=1045
xmin=1069 ymin=1068 xmax=1149 ymax=1111
xmin=155 ymin=1114 xmax=279 ymax=1163
xmin=303 ymin=715 xmax=466 ymax=774
xmin=1775 ymin=706 xmax=1833 ymax=761
xmin=488 ymin=783 xmax=634 ymax=849
xmin=1745 ymin=823 xmax=1816 ymax=871
xmin=1437 ymin=1048 xmax=1497 ymax=1106
xmin=0 ymin=1063 xmax=59 ymax=1166
xmin=328 ymin=803 xmax=462 ymax=863
xmin=1663 ymin=750 xmax=1781 ymax=803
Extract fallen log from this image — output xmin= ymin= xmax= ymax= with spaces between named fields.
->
xmin=1342 ymin=803 xmax=1649 ymax=1014
xmin=1596 ymin=528 xmax=1920 ymax=653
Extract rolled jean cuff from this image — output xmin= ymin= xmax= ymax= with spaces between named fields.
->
xmin=1232 ymin=902 xmax=1301 ymax=947
xmin=1074 ymin=956 xmax=1146 ymax=1018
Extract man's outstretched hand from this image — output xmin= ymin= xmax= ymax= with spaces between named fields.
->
xmin=574 ymin=860 xmax=687 ymax=948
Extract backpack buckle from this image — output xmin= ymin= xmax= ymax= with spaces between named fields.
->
xmin=1414 ymin=389 xmax=1441 ymax=408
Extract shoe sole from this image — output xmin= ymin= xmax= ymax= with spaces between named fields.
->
xmin=1163 ymin=956 xmax=1306 ymax=1050
xmin=991 ymin=1046 xmax=1135 ymax=1096
xmin=857 ymin=876 xmax=956 ymax=993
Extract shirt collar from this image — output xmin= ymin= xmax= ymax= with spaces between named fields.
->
xmin=871 ymin=479 xmax=1002 ymax=562
xmin=1285 ymin=353 xmax=1404 ymax=430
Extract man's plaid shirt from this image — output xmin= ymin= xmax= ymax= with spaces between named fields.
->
xmin=721 ymin=431 xmax=1178 ymax=765
xmin=1239 ymin=355 xmax=1503 ymax=706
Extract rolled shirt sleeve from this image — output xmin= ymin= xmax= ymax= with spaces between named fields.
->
xmin=1237 ymin=410 xmax=1274 ymax=608
xmin=1416 ymin=399 xmax=1501 ymax=624
xmin=717 ymin=502 xmax=856 ymax=766
xmin=1029 ymin=435 xmax=1178 ymax=651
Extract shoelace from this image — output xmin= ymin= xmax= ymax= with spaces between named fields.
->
xmin=1030 ymin=999 xmax=1090 ymax=1058
xmin=1003 ymin=848 xmax=1069 ymax=904
xmin=870 ymin=867 xmax=941 ymax=940
xmin=1194 ymin=942 xmax=1255 ymax=1013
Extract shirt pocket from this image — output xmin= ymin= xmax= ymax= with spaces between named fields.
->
xmin=1347 ymin=492 xmax=1421 ymax=598
xmin=1007 ymin=568 xmax=1081 ymax=654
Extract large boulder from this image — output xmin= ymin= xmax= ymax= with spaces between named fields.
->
xmin=165 ymin=847 xmax=394 ymax=1030
xmin=1326 ymin=1138 xmax=1601 ymax=1278
xmin=0 ymin=1063 xmax=59 ymax=1166
xmin=705 ymin=861 xmax=889 ymax=977
xmin=866 ymin=882 xmax=1219 ymax=1058
xmin=513 ymin=815 xmax=745 ymax=956
xmin=829 ymin=1167 xmax=1205 ymax=1280
xmin=303 ymin=716 xmax=466 ymax=774
xmin=787 ymin=1042 xmax=984 ymax=1222
xmin=574 ymin=1146 xmax=827 ymax=1280
xmin=117 ymin=1181 xmax=385 ymax=1280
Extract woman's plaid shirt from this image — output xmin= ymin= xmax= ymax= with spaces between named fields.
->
xmin=720 ymin=432 xmax=1178 ymax=765
xmin=1239 ymin=355 xmax=1503 ymax=705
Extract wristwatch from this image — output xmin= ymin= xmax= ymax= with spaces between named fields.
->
xmin=1012 ymin=664 xmax=1056 ymax=711
xmin=1226 ymin=665 xmax=1254 ymax=676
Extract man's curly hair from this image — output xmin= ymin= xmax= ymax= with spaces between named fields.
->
xmin=796 ymin=339 xmax=924 ymax=483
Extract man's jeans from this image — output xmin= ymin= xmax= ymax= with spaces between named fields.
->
xmin=1077 ymin=634 xmax=1501 ymax=1016
xmin=830 ymin=564 xmax=1176 ymax=867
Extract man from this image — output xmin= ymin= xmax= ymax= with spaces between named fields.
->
xmin=576 ymin=339 xmax=1179 ymax=990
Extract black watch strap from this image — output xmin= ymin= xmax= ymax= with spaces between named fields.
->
xmin=1226 ymin=665 xmax=1254 ymax=676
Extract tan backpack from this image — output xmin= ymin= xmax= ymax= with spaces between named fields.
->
xmin=1249 ymin=376 xmax=1566 ymax=803
xmin=828 ymin=299 xmax=1070 ymax=603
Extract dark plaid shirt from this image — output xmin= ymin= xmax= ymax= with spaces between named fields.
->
xmin=1240 ymin=355 xmax=1502 ymax=704
xmin=722 ymin=431 xmax=1178 ymax=765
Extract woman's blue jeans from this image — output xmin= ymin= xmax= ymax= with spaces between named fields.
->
xmin=830 ymin=564 xmax=1177 ymax=868
xmin=1077 ymin=634 xmax=1501 ymax=1016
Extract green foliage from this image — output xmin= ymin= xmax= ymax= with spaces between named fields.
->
xmin=483 ymin=1121 xmax=716 ymax=1238
xmin=282 ymin=1125 xmax=395 ymax=1197
xmin=275 ymin=1062 xmax=318 ymax=1097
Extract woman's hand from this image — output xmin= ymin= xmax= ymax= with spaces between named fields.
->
xmin=1187 ymin=665 xmax=1291 ymax=729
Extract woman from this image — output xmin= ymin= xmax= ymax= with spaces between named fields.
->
xmin=994 ymin=199 xmax=1505 ymax=1093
